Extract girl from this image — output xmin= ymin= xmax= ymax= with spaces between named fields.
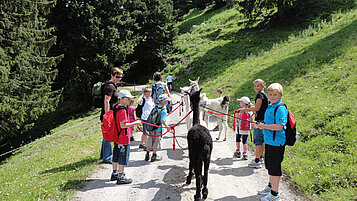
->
xmin=234 ymin=96 xmax=253 ymax=160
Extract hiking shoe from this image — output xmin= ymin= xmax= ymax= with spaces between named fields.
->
xmin=130 ymin=136 xmax=134 ymax=141
xmin=139 ymin=144 xmax=144 ymax=149
xmin=242 ymin=153 xmax=248 ymax=160
xmin=116 ymin=174 xmax=133 ymax=185
xmin=151 ymin=154 xmax=157 ymax=162
xmin=213 ymin=125 xmax=219 ymax=131
xmin=248 ymin=160 xmax=262 ymax=168
xmin=234 ymin=151 xmax=241 ymax=158
xmin=145 ymin=152 xmax=150 ymax=161
xmin=261 ymin=193 xmax=280 ymax=201
xmin=110 ymin=172 xmax=119 ymax=181
xmin=258 ymin=185 xmax=272 ymax=195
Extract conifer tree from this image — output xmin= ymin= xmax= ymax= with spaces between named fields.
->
xmin=0 ymin=0 xmax=62 ymax=145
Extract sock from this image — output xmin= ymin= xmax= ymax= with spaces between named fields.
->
xmin=118 ymin=173 xmax=124 ymax=178
xmin=268 ymin=183 xmax=272 ymax=188
xmin=271 ymin=190 xmax=278 ymax=196
xmin=236 ymin=149 xmax=240 ymax=152
xmin=243 ymin=152 xmax=246 ymax=154
xmin=146 ymin=151 xmax=150 ymax=154
xmin=153 ymin=153 xmax=157 ymax=156
xmin=260 ymin=155 xmax=263 ymax=159
xmin=255 ymin=158 xmax=260 ymax=163
xmin=112 ymin=170 xmax=118 ymax=174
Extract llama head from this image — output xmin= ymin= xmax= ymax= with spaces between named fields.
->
xmin=220 ymin=96 xmax=230 ymax=109
xmin=189 ymin=77 xmax=200 ymax=92
xmin=189 ymin=88 xmax=202 ymax=104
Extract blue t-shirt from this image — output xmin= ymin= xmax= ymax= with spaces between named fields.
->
xmin=263 ymin=100 xmax=288 ymax=146
xmin=156 ymin=105 xmax=167 ymax=132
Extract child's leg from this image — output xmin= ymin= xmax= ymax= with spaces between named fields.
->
xmin=236 ymin=134 xmax=241 ymax=150
xmin=270 ymin=175 xmax=280 ymax=192
xmin=242 ymin=135 xmax=248 ymax=153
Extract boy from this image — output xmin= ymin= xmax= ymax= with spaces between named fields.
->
xmin=240 ymin=79 xmax=269 ymax=168
xmin=213 ymin=88 xmax=223 ymax=131
xmin=136 ymin=87 xmax=155 ymax=150
xmin=145 ymin=94 xmax=170 ymax=162
xmin=254 ymin=83 xmax=288 ymax=201
xmin=111 ymin=90 xmax=141 ymax=184
xmin=152 ymin=72 xmax=171 ymax=105
xmin=166 ymin=74 xmax=173 ymax=92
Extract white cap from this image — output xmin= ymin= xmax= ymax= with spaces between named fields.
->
xmin=158 ymin=94 xmax=171 ymax=103
xmin=237 ymin=96 xmax=250 ymax=104
xmin=117 ymin=90 xmax=136 ymax=99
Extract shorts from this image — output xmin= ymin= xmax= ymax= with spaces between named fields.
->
xmin=236 ymin=134 xmax=248 ymax=144
xmin=253 ymin=121 xmax=264 ymax=145
xmin=113 ymin=143 xmax=130 ymax=165
xmin=146 ymin=131 xmax=161 ymax=150
xmin=265 ymin=144 xmax=285 ymax=176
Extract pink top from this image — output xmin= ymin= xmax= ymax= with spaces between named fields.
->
xmin=128 ymin=106 xmax=136 ymax=132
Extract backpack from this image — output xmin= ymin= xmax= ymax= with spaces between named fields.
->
xmin=152 ymin=82 xmax=166 ymax=104
xmin=273 ymin=103 xmax=298 ymax=146
xmin=92 ymin=81 xmax=115 ymax=108
xmin=135 ymin=97 xmax=146 ymax=118
xmin=101 ymin=105 xmax=128 ymax=142
xmin=146 ymin=105 xmax=163 ymax=131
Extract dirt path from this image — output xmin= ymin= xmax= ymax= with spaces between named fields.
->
xmin=76 ymin=91 xmax=302 ymax=201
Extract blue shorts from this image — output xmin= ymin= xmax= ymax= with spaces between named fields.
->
xmin=113 ymin=143 xmax=130 ymax=165
xmin=253 ymin=122 xmax=264 ymax=145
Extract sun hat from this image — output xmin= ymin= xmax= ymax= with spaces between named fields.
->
xmin=237 ymin=96 xmax=251 ymax=104
xmin=158 ymin=94 xmax=171 ymax=103
xmin=117 ymin=90 xmax=136 ymax=99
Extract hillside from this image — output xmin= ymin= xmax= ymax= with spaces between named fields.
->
xmin=163 ymin=5 xmax=357 ymax=200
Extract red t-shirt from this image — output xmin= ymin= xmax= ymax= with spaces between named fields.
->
xmin=115 ymin=106 xmax=130 ymax=145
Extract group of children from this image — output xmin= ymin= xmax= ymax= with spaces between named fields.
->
xmin=234 ymin=78 xmax=288 ymax=201
xmin=108 ymin=71 xmax=171 ymax=185
xmin=102 ymin=68 xmax=288 ymax=201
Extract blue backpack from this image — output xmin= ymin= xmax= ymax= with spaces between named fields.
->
xmin=152 ymin=82 xmax=166 ymax=104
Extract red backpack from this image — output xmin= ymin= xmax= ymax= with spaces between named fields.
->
xmin=273 ymin=103 xmax=298 ymax=146
xmin=101 ymin=105 xmax=127 ymax=142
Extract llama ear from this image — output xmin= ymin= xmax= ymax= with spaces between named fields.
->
xmin=196 ymin=77 xmax=200 ymax=82
xmin=189 ymin=79 xmax=192 ymax=82
xmin=199 ymin=88 xmax=203 ymax=93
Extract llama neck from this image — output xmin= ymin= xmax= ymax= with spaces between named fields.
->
xmin=192 ymin=101 xmax=200 ymax=126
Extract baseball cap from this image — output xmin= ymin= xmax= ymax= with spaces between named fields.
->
xmin=158 ymin=94 xmax=171 ymax=103
xmin=237 ymin=96 xmax=250 ymax=104
xmin=117 ymin=90 xmax=136 ymax=99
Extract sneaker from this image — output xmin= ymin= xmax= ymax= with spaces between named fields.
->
xmin=116 ymin=174 xmax=133 ymax=185
xmin=110 ymin=172 xmax=119 ymax=181
xmin=213 ymin=125 xmax=219 ymax=131
xmin=242 ymin=153 xmax=248 ymax=160
xmin=139 ymin=144 xmax=144 ymax=149
xmin=145 ymin=152 xmax=150 ymax=161
xmin=151 ymin=154 xmax=157 ymax=162
xmin=258 ymin=185 xmax=271 ymax=195
xmin=234 ymin=151 xmax=241 ymax=158
xmin=261 ymin=193 xmax=280 ymax=201
xmin=130 ymin=136 xmax=134 ymax=141
xmin=260 ymin=158 xmax=264 ymax=164
xmin=248 ymin=160 xmax=262 ymax=168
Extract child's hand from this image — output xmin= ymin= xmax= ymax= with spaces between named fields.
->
xmin=134 ymin=120 xmax=142 ymax=126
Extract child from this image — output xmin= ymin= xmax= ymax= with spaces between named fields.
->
xmin=145 ymin=94 xmax=170 ymax=162
xmin=240 ymin=79 xmax=269 ymax=168
xmin=128 ymin=100 xmax=136 ymax=141
xmin=136 ymin=87 xmax=155 ymax=149
xmin=152 ymin=72 xmax=171 ymax=105
xmin=254 ymin=83 xmax=288 ymax=201
xmin=234 ymin=96 xmax=253 ymax=160
xmin=213 ymin=88 xmax=223 ymax=131
xmin=111 ymin=90 xmax=141 ymax=185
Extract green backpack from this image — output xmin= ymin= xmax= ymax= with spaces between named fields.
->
xmin=92 ymin=81 xmax=114 ymax=108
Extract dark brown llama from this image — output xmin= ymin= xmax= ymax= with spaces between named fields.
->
xmin=186 ymin=89 xmax=213 ymax=201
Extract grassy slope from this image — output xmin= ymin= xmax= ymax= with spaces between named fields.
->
xmin=0 ymin=110 xmax=103 ymax=200
xmin=164 ymin=6 xmax=357 ymax=200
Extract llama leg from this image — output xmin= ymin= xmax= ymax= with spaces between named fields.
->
xmin=202 ymin=159 xmax=210 ymax=199
xmin=186 ymin=153 xmax=194 ymax=184
xmin=216 ymin=119 xmax=222 ymax=140
xmin=223 ymin=121 xmax=228 ymax=141
xmin=194 ymin=161 xmax=203 ymax=201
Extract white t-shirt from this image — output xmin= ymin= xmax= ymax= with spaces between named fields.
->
xmin=166 ymin=75 xmax=173 ymax=83
xmin=139 ymin=96 xmax=155 ymax=120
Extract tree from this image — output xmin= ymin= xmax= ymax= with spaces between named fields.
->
xmin=0 ymin=0 xmax=63 ymax=145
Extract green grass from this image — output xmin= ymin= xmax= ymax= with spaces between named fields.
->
xmin=164 ymin=4 xmax=357 ymax=200
xmin=0 ymin=110 xmax=103 ymax=200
